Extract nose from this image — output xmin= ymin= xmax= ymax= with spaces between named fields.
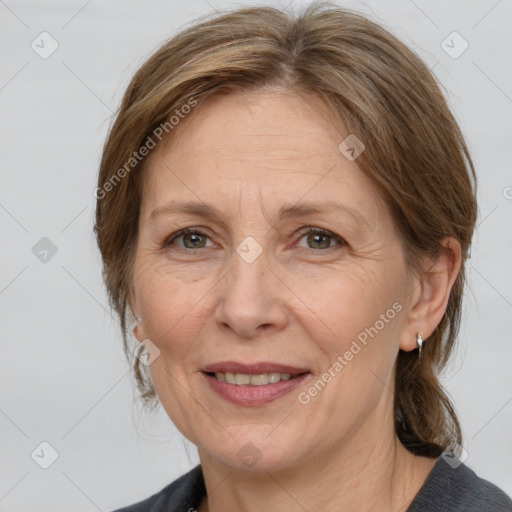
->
xmin=213 ymin=245 xmax=289 ymax=339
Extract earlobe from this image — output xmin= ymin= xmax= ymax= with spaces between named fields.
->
xmin=399 ymin=236 xmax=462 ymax=352
xmin=131 ymin=315 xmax=144 ymax=343
xmin=128 ymin=292 xmax=145 ymax=343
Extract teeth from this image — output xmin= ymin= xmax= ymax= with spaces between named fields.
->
xmin=214 ymin=372 xmax=298 ymax=385
xmin=235 ymin=373 xmax=251 ymax=385
xmin=268 ymin=372 xmax=281 ymax=383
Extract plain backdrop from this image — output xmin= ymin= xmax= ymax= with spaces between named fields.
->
xmin=1 ymin=0 xmax=511 ymax=510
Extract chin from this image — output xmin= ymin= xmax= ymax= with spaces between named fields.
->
xmin=197 ymin=426 xmax=310 ymax=474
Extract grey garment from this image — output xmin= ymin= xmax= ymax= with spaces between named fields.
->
xmin=405 ymin=457 xmax=512 ymax=512
xmin=112 ymin=456 xmax=512 ymax=512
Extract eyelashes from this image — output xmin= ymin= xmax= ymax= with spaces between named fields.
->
xmin=162 ymin=226 xmax=347 ymax=253
xmin=299 ymin=227 xmax=347 ymax=251
xmin=163 ymin=228 xmax=213 ymax=251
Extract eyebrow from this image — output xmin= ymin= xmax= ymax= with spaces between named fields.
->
xmin=149 ymin=200 xmax=369 ymax=229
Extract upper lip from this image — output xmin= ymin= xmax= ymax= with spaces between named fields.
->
xmin=201 ymin=361 xmax=310 ymax=375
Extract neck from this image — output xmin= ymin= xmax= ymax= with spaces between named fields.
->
xmin=197 ymin=408 xmax=437 ymax=512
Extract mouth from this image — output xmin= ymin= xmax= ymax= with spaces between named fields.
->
xmin=203 ymin=371 xmax=307 ymax=386
xmin=200 ymin=361 xmax=311 ymax=406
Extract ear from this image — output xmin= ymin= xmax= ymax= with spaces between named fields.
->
xmin=399 ymin=236 xmax=462 ymax=352
xmin=132 ymin=318 xmax=147 ymax=343
xmin=128 ymin=295 xmax=146 ymax=343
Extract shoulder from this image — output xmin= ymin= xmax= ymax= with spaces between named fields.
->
xmin=110 ymin=465 xmax=205 ymax=512
xmin=409 ymin=456 xmax=512 ymax=512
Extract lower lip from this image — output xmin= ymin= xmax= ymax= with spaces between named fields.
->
xmin=202 ymin=372 xmax=310 ymax=406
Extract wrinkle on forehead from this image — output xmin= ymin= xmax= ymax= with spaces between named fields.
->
xmin=140 ymin=88 xmax=392 ymax=241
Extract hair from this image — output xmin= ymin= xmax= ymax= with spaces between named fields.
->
xmin=94 ymin=1 xmax=478 ymax=458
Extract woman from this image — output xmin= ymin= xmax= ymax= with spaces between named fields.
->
xmin=95 ymin=2 xmax=512 ymax=511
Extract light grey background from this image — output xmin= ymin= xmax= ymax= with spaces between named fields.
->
xmin=1 ymin=0 xmax=511 ymax=510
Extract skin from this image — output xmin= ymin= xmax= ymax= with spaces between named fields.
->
xmin=131 ymin=87 xmax=461 ymax=512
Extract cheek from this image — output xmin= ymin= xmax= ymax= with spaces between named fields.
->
xmin=296 ymin=265 xmax=399 ymax=343
xmin=134 ymin=266 xmax=210 ymax=441
xmin=134 ymin=259 xmax=206 ymax=362
xmin=300 ymin=278 xmax=405 ymax=416
xmin=300 ymin=275 xmax=403 ymax=421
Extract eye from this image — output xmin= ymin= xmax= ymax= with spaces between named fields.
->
xmin=164 ymin=228 xmax=214 ymax=251
xmin=296 ymin=227 xmax=346 ymax=250
xmin=163 ymin=226 xmax=346 ymax=253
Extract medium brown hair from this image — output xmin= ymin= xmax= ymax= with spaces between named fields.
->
xmin=94 ymin=1 xmax=477 ymax=457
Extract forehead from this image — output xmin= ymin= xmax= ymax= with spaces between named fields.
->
xmin=162 ymin=88 xmax=344 ymax=161
xmin=141 ymin=88 xmax=386 ymax=225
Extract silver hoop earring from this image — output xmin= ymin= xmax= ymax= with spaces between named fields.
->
xmin=416 ymin=333 xmax=423 ymax=358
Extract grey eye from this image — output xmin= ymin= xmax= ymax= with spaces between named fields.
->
xmin=181 ymin=232 xmax=207 ymax=249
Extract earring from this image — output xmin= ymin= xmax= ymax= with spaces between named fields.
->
xmin=131 ymin=317 xmax=142 ymax=333
xmin=416 ymin=333 xmax=423 ymax=358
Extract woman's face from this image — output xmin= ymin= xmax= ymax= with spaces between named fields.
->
xmin=132 ymin=88 xmax=417 ymax=472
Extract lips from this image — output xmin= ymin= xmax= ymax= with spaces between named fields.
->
xmin=200 ymin=361 xmax=311 ymax=406
xmin=201 ymin=361 xmax=309 ymax=375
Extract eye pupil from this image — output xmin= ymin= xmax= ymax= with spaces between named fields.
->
xmin=308 ymin=233 xmax=330 ymax=249
xmin=184 ymin=233 xmax=205 ymax=248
